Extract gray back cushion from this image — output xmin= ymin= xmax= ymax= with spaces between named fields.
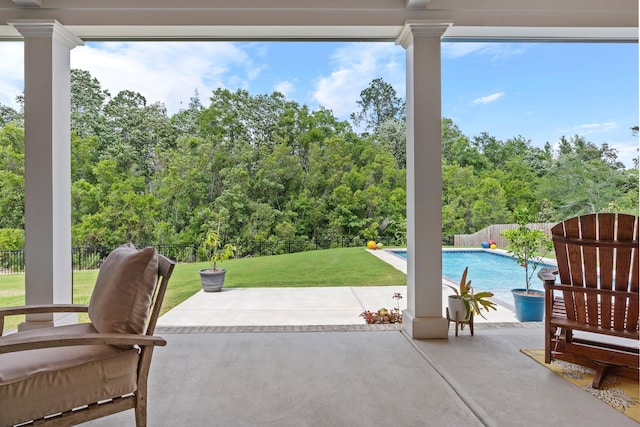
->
xmin=89 ymin=243 xmax=159 ymax=336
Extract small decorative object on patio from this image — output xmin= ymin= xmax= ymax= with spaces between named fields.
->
xmin=445 ymin=266 xmax=497 ymax=336
xmin=360 ymin=293 xmax=403 ymax=324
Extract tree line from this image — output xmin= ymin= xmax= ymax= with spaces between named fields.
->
xmin=0 ymin=72 xmax=637 ymax=251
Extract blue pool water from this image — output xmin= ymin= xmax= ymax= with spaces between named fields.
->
xmin=390 ymin=249 xmax=556 ymax=304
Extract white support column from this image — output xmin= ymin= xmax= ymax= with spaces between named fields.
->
xmin=397 ymin=22 xmax=450 ymax=339
xmin=9 ymin=20 xmax=83 ymax=330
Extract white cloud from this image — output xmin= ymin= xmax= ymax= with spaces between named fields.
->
xmin=0 ymin=42 xmax=24 ymax=108
xmin=71 ymin=42 xmax=258 ymax=113
xmin=611 ymin=141 xmax=639 ymax=168
xmin=311 ymin=42 xmax=405 ymax=119
xmin=2 ymin=40 xmax=408 ymax=121
xmin=442 ymin=42 xmax=527 ymax=60
xmin=274 ymin=81 xmax=295 ymax=97
xmin=561 ymin=121 xmax=618 ymax=135
xmin=472 ymin=92 xmax=504 ymax=105
xmin=0 ymin=40 xmax=407 ymax=122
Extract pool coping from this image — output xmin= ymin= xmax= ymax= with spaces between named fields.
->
xmin=369 ymin=247 xmax=557 ymax=322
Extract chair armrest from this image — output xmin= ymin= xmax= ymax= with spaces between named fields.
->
xmin=0 ymin=332 xmax=167 ymax=354
xmin=545 ymin=283 xmax=638 ymax=299
xmin=0 ymin=304 xmax=90 ymax=336
xmin=538 ymin=267 xmax=558 ymax=285
xmin=0 ymin=304 xmax=89 ymax=317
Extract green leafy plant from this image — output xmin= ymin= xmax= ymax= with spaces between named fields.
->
xmin=203 ymin=223 xmax=236 ymax=271
xmin=445 ymin=266 xmax=497 ymax=319
xmin=500 ymin=207 xmax=553 ymax=293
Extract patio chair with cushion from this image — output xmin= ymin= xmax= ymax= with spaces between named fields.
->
xmin=539 ymin=213 xmax=639 ymax=389
xmin=0 ymin=243 xmax=175 ymax=426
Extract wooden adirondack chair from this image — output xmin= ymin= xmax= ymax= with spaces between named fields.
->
xmin=0 ymin=244 xmax=175 ymax=426
xmin=539 ymin=213 xmax=639 ymax=389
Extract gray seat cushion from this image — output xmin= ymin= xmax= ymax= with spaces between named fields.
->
xmin=0 ymin=323 xmax=139 ymax=426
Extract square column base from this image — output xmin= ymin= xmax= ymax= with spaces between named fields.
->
xmin=402 ymin=310 xmax=449 ymax=339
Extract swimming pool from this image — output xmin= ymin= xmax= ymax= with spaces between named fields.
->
xmin=390 ymin=249 xmax=556 ymax=305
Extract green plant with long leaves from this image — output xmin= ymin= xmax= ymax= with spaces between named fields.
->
xmin=501 ymin=207 xmax=553 ymax=293
xmin=445 ymin=266 xmax=497 ymax=319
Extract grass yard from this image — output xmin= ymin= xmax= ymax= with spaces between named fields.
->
xmin=0 ymin=247 xmax=406 ymax=331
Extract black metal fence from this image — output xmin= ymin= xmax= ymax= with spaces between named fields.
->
xmin=0 ymin=235 xmax=453 ymax=274
xmin=0 ymin=250 xmax=24 ymax=274
xmin=442 ymin=235 xmax=454 ymax=246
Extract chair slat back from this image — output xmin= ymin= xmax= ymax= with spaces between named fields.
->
xmin=618 ymin=215 xmax=639 ymax=332
xmin=551 ymin=213 xmax=639 ymax=333
xmin=145 ymin=254 xmax=175 ymax=336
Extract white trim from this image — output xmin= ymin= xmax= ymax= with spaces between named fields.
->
xmin=443 ymin=26 xmax=639 ymax=42
xmin=0 ymin=1 xmax=636 ymax=42
xmin=406 ymin=0 xmax=431 ymax=10
xmin=9 ymin=20 xmax=84 ymax=48
xmin=396 ymin=21 xmax=451 ymax=47
xmin=11 ymin=0 xmax=41 ymax=7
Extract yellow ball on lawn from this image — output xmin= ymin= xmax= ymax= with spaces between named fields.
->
xmin=367 ymin=240 xmax=377 ymax=249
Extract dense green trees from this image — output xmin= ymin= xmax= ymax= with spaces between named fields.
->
xmin=0 ymin=124 xmax=24 ymax=231
xmin=0 ymin=72 xmax=637 ymax=252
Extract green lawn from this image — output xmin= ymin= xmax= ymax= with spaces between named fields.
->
xmin=0 ymin=247 xmax=406 ymax=331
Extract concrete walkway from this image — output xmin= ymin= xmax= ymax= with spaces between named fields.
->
xmin=157 ymin=285 xmax=517 ymax=327
xmin=157 ymin=249 xmax=517 ymax=328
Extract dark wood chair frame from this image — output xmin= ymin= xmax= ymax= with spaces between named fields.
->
xmin=0 ymin=253 xmax=175 ymax=426
xmin=539 ymin=213 xmax=639 ymax=389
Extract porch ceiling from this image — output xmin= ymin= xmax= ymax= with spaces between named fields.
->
xmin=0 ymin=0 xmax=637 ymax=42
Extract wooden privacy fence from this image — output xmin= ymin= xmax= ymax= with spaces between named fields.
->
xmin=454 ymin=223 xmax=555 ymax=248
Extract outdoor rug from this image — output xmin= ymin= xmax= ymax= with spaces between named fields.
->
xmin=521 ymin=349 xmax=639 ymax=423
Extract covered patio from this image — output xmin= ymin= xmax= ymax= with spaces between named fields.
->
xmin=1 ymin=0 xmax=636 ymax=339
xmin=0 ymin=2 xmax=638 ymax=426
xmin=97 ymin=271 xmax=632 ymax=426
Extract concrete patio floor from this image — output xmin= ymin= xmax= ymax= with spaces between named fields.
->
xmin=81 ymin=291 xmax=634 ymax=426
xmin=81 ymin=251 xmax=636 ymax=426
xmin=81 ymin=326 xmax=637 ymax=427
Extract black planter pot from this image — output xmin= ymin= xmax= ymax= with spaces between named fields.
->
xmin=511 ymin=288 xmax=544 ymax=322
xmin=200 ymin=268 xmax=227 ymax=292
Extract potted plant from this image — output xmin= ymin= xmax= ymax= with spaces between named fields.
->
xmin=199 ymin=223 xmax=236 ymax=292
xmin=501 ymin=207 xmax=553 ymax=321
xmin=445 ymin=266 xmax=497 ymax=321
xmin=360 ymin=293 xmax=403 ymax=324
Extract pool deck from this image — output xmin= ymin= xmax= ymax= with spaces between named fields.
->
xmin=157 ymin=248 xmax=519 ymax=328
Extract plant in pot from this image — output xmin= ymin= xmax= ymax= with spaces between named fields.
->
xmin=500 ymin=207 xmax=553 ymax=322
xmin=199 ymin=224 xmax=236 ymax=292
xmin=445 ymin=266 xmax=497 ymax=322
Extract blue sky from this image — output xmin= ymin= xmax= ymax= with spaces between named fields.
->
xmin=0 ymin=41 xmax=637 ymax=167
